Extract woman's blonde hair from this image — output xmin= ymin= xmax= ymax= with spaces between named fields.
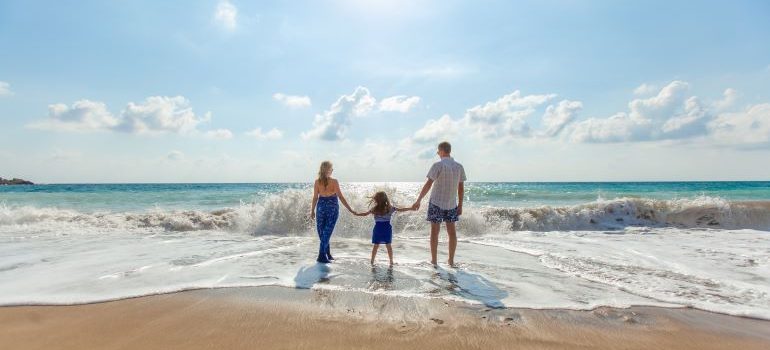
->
xmin=369 ymin=191 xmax=392 ymax=216
xmin=318 ymin=161 xmax=333 ymax=188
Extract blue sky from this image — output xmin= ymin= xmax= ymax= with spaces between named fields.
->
xmin=1 ymin=0 xmax=769 ymax=182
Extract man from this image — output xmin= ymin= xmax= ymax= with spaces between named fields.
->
xmin=412 ymin=141 xmax=466 ymax=266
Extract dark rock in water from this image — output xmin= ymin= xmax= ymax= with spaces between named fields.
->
xmin=615 ymin=218 xmax=624 ymax=222
xmin=589 ymin=219 xmax=597 ymax=224
xmin=0 ymin=177 xmax=34 ymax=185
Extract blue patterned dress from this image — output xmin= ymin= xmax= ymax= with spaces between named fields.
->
xmin=315 ymin=194 xmax=339 ymax=263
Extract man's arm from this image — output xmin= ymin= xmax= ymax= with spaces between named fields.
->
xmin=457 ymin=181 xmax=464 ymax=216
xmin=412 ymin=178 xmax=434 ymax=210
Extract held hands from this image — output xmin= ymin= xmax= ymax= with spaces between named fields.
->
xmin=411 ymin=202 xmax=421 ymax=211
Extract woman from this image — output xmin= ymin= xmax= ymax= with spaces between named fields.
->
xmin=311 ymin=161 xmax=355 ymax=263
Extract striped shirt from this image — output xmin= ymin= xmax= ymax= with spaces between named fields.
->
xmin=427 ymin=157 xmax=467 ymax=210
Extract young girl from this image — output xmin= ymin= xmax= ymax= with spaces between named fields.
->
xmin=355 ymin=191 xmax=414 ymax=266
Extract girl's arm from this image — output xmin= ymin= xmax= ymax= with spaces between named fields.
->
xmin=395 ymin=206 xmax=414 ymax=212
xmin=310 ymin=181 xmax=318 ymax=219
xmin=334 ymin=180 xmax=356 ymax=213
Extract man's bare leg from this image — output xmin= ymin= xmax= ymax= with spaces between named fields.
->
xmin=446 ymin=222 xmax=457 ymax=266
xmin=430 ymin=223 xmax=440 ymax=266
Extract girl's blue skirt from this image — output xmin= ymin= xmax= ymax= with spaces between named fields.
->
xmin=372 ymin=221 xmax=392 ymax=244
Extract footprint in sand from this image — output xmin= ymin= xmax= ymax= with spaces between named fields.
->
xmin=430 ymin=318 xmax=444 ymax=325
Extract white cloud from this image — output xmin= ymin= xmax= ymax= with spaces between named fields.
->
xmin=379 ymin=95 xmax=420 ymax=112
xmin=204 ymin=128 xmax=234 ymax=140
xmin=350 ymin=89 xmax=377 ymax=117
xmin=117 ymin=96 xmax=210 ymax=134
xmin=29 ymin=100 xmax=120 ymax=131
xmin=713 ymin=88 xmax=738 ymax=111
xmin=29 ymin=96 xmax=227 ymax=138
xmin=0 ymin=81 xmax=12 ymax=96
xmin=709 ymin=103 xmax=770 ymax=145
xmin=633 ymin=83 xmax=657 ymax=96
xmin=245 ymin=127 xmax=283 ymax=140
xmin=540 ymin=100 xmax=582 ymax=137
xmin=463 ymin=90 xmax=556 ymax=138
xmin=659 ymin=96 xmax=709 ymax=139
xmin=302 ymin=87 xmax=423 ymax=141
xmin=302 ymin=86 xmax=376 ymax=141
xmin=570 ymin=113 xmax=652 ymax=143
xmin=273 ymin=93 xmax=311 ymax=109
xmin=568 ymin=81 xmax=694 ymax=143
xmin=628 ymin=80 xmax=689 ymax=121
xmin=412 ymin=114 xmax=459 ymax=143
xmin=166 ymin=150 xmax=185 ymax=161
xmin=214 ymin=0 xmax=238 ymax=30
xmin=562 ymin=81 xmax=769 ymax=145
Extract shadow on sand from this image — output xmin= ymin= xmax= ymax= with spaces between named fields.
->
xmin=293 ymin=263 xmax=331 ymax=289
xmin=430 ymin=267 xmax=508 ymax=308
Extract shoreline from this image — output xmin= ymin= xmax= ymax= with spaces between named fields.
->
xmin=2 ymin=286 xmax=768 ymax=350
xmin=3 ymin=284 xmax=769 ymax=323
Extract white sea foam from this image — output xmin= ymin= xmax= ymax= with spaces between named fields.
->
xmin=2 ymin=193 xmax=769 ymax=234
xmin=1 ymin=191 xmax=769 ymax=319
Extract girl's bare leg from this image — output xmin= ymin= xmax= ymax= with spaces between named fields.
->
xmin=371 ymin=244 xmax=379 ymax=265
xmin=385 ymin=244 xmax=393 ymax=266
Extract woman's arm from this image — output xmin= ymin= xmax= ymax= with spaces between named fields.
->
xmin=310 ymin=180 xmax=319 ymax=219
xmin=334 ymin=180 xmax=355 ymax=213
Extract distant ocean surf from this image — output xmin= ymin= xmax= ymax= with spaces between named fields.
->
xmin=1 ymin=182 xmax=769 ymax=319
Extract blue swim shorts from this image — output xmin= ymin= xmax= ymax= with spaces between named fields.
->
xmin=426 ymin=203 xmax=459 ymax=223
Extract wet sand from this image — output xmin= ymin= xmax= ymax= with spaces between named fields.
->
xmin=1 ymin=286 xmax=768 ymax=350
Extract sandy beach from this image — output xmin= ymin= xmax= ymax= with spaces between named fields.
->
xmin=1 ymin=286 xmax=768 ymax=350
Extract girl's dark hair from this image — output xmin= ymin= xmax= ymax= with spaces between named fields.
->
xmin=369 ymin=191 xmax=391 ymax=216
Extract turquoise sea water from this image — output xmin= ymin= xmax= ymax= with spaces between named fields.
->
xmin=2 ymin=182 xmax=770 ymax=212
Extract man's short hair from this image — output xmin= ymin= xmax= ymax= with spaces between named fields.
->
xmin=438 ymin=141 xmax=451 ymax=154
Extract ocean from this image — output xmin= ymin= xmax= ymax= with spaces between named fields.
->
xmin=1 ymin=182 xmax=769 ymax=318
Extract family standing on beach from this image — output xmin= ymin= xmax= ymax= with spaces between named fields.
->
xmin=310 ymin=141 xmax=467 ymax=266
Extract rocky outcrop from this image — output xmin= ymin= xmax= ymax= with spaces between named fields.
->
xmin=0 ymin=177 xmax=34 ymax=185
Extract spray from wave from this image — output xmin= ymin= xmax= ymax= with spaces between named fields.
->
xmin=1 ymin=190 xmax=769 ymax=234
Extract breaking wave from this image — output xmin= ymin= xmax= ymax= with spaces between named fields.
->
xmin=1 ymin=190 xmax=769 ymax=234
